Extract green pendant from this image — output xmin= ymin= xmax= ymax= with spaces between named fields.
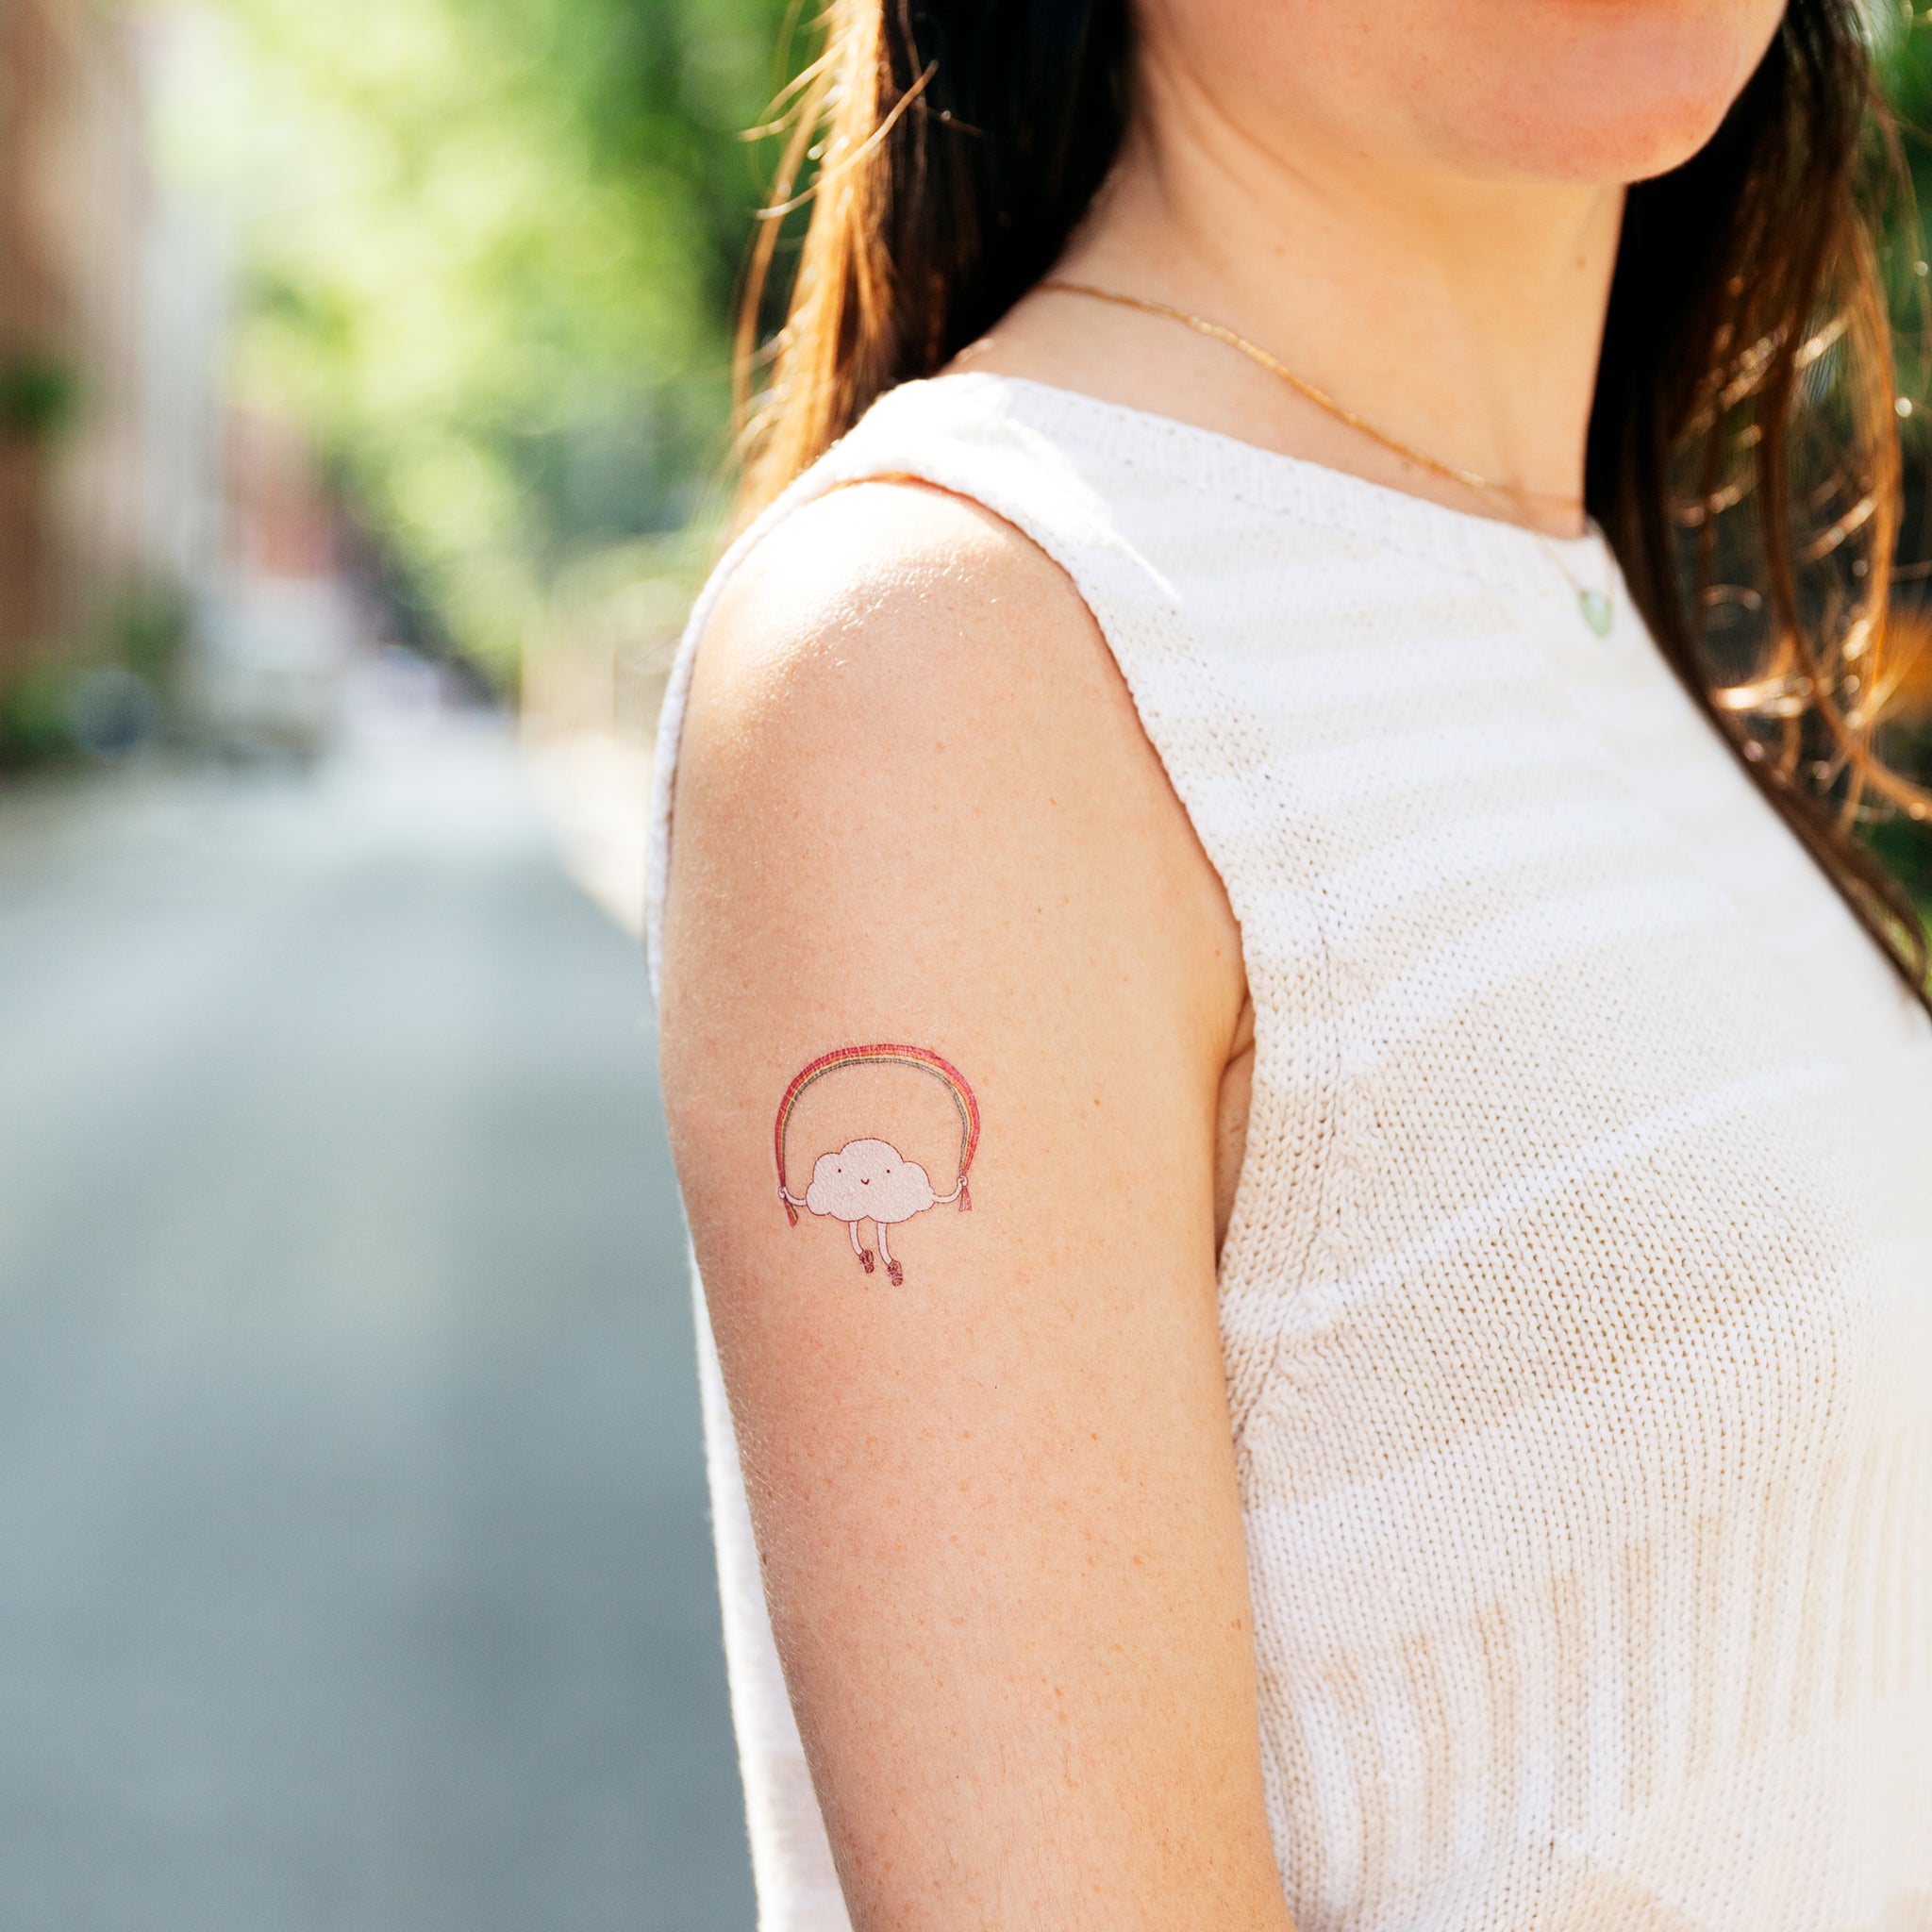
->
xmin=1579 ymin=588 xmax=1614 ymax=637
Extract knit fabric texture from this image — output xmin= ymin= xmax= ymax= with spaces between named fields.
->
xmin=645 ymin=374 xmax=1932 ymax=1932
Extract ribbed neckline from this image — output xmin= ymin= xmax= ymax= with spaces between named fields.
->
xmin=900 ymin=371 xmax=1628 ymax=630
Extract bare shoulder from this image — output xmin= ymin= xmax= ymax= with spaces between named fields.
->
xmin=668 ymin=472 xmax=1239 ymax=999
xmin=667 ymin=473 xmax=1241 ymax=1052
xmin=679 ymin=476 xmax=1124 ymax=782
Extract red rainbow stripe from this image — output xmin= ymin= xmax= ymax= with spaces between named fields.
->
xmin=774 ymin=1043 xmax=978 ymax=1224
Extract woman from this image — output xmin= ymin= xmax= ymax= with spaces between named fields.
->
xmin=650 ymin=1 xmax=1932 ymax=1925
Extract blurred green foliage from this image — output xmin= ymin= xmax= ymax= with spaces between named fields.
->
xmin=0 ymin=584 xmax=187 ymax=770
xmin=1878 ymin=17 xmax=1932 ymax=441
xmin=0 ymin=354 xmax=82 ymax=441
xmin=0 ymin=665 xmax=82 ymax=768
xmin=204 ymin=0 xmax=794 ymax=682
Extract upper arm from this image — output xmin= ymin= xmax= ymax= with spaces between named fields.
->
xmin=656 ymin=481 xmax=1285 ymax=1932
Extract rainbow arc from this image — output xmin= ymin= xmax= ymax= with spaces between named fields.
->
xmin=774 ymin=1043 xmax=978 ymax=1224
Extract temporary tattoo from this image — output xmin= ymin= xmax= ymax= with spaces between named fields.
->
xmin=774 ymin=1043 xmax=977 ymax=1285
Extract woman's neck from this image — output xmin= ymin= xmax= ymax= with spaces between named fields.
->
xmin=969 ymin=59 xmax=1625 ymax=538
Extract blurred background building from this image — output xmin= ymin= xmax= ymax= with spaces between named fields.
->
xmin=0 ymin=0 xmax=214 ymax=730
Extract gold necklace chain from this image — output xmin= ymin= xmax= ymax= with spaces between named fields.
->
xmin=1038 ymin=278 xmax=1616 ymax=636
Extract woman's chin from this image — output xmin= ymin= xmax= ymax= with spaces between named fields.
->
xmin=1406 ymin=5 xmax=1786 ymax=187
xmin=1433 ymin=102 xmax=1746 ymax=190
xmin=1157 ymin=0 xmax=1789 ymax=191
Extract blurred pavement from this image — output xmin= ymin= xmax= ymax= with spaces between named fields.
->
xmin=0 ymin=710 xmax=753 ymax=1930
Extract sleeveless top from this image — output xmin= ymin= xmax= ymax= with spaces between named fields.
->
xmin=645 ymin=374 xmax=1932 ymax=1932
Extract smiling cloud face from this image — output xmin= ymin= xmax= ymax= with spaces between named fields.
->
xmin=804 ymin=1139 xmax=938 ymax=1224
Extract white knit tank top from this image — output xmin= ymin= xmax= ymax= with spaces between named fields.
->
xmin=646 ymin=374 xmax=1932 ymax=1932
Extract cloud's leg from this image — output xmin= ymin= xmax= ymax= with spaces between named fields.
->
xmin=877 ymin=1221 xmax=903 ymax=1286
xmin=848 ymin=1219 xmax=875 ymax=1274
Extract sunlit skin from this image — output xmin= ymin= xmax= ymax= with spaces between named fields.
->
xmin=659 ymin=6 xmax=1795 ymax=1929
xmin=973 ymin=0 xmax=1787 ymax=535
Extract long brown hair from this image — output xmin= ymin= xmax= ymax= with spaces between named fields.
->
xmin=738 ymin=0 xmax=1932 ymax=1008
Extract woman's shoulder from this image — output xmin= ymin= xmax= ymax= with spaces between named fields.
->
xmin=642 ymin=376 xmax=1246 ymax=1008
xmin=659 ymin=459 xmax=1241 ymax=1027
xmin=691 ymin=474 xmax=1097 ymax=740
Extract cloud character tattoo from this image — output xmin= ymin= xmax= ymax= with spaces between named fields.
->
xmin=774 ymin=1044 xmax=976 ymax=1285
